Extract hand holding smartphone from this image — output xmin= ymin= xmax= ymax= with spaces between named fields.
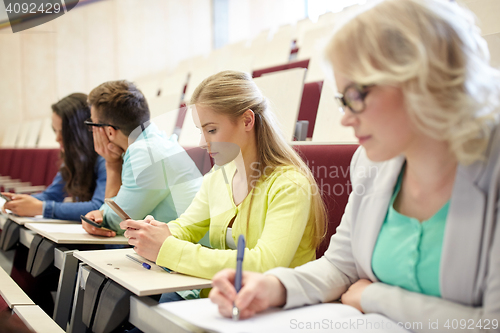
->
xmin=105 ymin=198 xmax=131 ymax=220
xmin=80 ymin=215 xmax=113 ymax=232
xmin=0 ymin=193 xmax=13 ymax=202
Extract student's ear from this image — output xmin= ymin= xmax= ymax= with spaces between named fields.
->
xmin=242 ymin=109 xmax=255 ymax=132
xmin=106 ymin=126 xmax=117 ymax=141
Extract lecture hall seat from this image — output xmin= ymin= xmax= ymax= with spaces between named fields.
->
xmin=293 ymin=144 xmax=359 ymax=258
xmin=43 ymin=150 xmax=61 ymax=187
xmin=0 ymin=149 xmax=15 ymax=177
xmin=298 ymin=81 xmax=323 ymax=139
xmin=252 ymin=59 xmax=310 ymax=78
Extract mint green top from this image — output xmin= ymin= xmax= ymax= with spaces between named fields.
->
xmin=101 ymin=123 xmax=203 ymax=235
xmin=371 ymin=169 xmax=449 ymax=297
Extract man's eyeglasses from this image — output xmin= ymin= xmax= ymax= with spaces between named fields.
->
xmin=84 ymin=119 xmax=120 ymax=132
xmin=335 ymin=83 xmax=373 ymax=114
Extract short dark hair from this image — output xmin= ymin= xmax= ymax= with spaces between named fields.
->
xmin=88 ymin=80 xmax=150 ymax=136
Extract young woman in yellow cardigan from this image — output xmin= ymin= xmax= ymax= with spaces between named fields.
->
xmin=120 ymin=70 xmax=328 ymax=300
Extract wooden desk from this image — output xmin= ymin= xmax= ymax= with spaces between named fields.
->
xmin=24 ymin=223 xmax=129 ymax=245
xmin=8 ymin=214 xmax=78 ymax=225
xmin=13 ymin=305 xmax=65 ymax=333
xmin=68 ymin=250 xmax=212 ymax=333
xmin=19 ymin=223 xmax=128 ymax=329
xmin=130 ymin=296 xmax=212 ymax=333
xmin=0 ymin=267 xmax=34 ymax=308
xmin=73 ymin=248 xmax=212 ymax=296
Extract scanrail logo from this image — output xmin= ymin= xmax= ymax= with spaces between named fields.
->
xmin=2 ymin=0 xmax=79 ymax=33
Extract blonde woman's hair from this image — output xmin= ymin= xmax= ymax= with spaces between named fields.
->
xmin=191 ymin=70 xmax=327 ymax=249
xmin=326 ymin=0 xmax=500 ymax=164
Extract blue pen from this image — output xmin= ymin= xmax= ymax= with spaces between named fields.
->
xmin=232 ymin=235 xmax=245 ymax=321
xmin=126 ymin=254 xmax=151 ymax=270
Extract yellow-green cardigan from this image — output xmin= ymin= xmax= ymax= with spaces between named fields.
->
xmin=156 ymin=161 xmax=316 ymax=280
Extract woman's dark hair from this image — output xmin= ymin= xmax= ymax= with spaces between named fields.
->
xmin=51 ymin=93 xmax=98 ymax=202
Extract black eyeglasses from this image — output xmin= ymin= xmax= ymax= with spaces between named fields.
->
xmin=335 ymin=83 xmax=373 ymax=114
xmin=84 ymin=119 xmax=120 ymax=132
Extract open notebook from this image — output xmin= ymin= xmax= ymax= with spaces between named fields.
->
xmin=158 ymin=298 xmax=411 ymax=333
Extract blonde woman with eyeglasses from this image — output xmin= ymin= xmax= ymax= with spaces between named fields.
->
xmin=209 ymin=0 xmax=500 ymax=331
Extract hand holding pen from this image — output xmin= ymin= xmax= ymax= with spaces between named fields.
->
xmin=209 ymin=238 xmax=287 ymax=320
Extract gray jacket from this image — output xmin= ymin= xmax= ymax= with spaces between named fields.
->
xmin=267 ymin=126 xmax=500 ymax=333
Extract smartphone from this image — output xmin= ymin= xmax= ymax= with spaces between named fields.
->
xmin=0 ymin=193 xmax=12 ymax=202
xmin=80 ymin=215 xmax=113 ymax=232
xmin=104 ymin=198 xmax=131 ymax=221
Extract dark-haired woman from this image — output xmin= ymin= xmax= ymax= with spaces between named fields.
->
xmin=2 ymin=93 xmax=106 ymax=220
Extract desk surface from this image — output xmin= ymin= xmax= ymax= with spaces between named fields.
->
xmin=8 ymin=214 xmax=79 ymax=225
xmin=24 ymin=223 xmax=129 ymax=245
xmin=74 ymin=248 xmax=212 ymax=296
xmin=13 ymin=305 xmax=65 ymax=333
xmin=0 ymin=267 xmax=35 ymax=308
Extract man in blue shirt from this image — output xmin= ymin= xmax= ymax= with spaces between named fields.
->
xmin=82 ymin=80 xmax=202 ymax=236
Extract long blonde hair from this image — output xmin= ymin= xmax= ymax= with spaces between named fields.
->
xmin=326 ymin=0 xmax=500 ymax=164
xmin=191 ymin=70 xmax=327 ymax=249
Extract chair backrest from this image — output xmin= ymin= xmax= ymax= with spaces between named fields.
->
xmin=292 ymin=143 xmax=358 ymax=258
xmin=1 ymin=123 xmax=21 ymax=148
xmin=44 ymin=149 xmax=61 ymax=186
xmin=149 ymin=94 xmax=182 ymax=137
xmin=253 ymin=25 xmax=294 ymax=71
xmin=24 ymin=120 xmax=42 ymax=148
xmin=134 ymin=75 xmax=162 ymax=100
xmin=216 ymin=43 xmax=254 ymax=74
xmin=183 ymin=59 xmax=217 ymax=102
xmin=160 ymin=71 xmax=188 ymax=97
xmin=183 ymin=147 xmax=213 ymax=175
xmin=18 ymin=149 xmax=38 ymax=183
xmin=28 ymin=149 xmax=53 ymax=186
xmin=37 ymin=118 xmax=59 ymax=149
xmin=252 ymin=59 xmax=309 ymax=78
xmin=295 ymin=18 xmax=314 ymax=48
xmin=312 ymin=81 xmax=357 ymax=143
xmin=9 ymin=150 xmax=31 ymax=181
xmin=298 ymin=81 xmax=323 ymax=139
xmin=178 ymin=106 xmax=201 ymax=148
xmin=296 ymin=24 xmax=333 ymax=61
xmin=248 ymin=30 xmax=271 ymax=67
xmin=305 ymin=53 xmax=327 ymax=83
xmin=0 ymin=149 xmax=15 ymax=176
xmin=254 ymin=67 xmax=306 ymax=142
xmin=15 ymin=124 xmax=29 ymax=148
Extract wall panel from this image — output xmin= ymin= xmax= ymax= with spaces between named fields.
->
xmin=0 ymin=1 xmax=213 ymax=129
xmin=20 ymin=22 xmax=57 ymax=120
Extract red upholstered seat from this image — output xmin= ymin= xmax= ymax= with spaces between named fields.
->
xmin=298 ymin=81 xmax=323 ymax=139
xmin=0 ymin=149 xmax=15 ymax=176
xmin=293 ymin=144 xmax=359 ymax=258
xmin=252 ymin=59 xmax=310 ymax=78
xmin=0 ymin=295 xmax=9 ymax=312
xmin=18 ymin=149 xmax=39 ymax=183
xmin=184 ymin=147 xmax=213 ymax=175
xmin=44 ymin=149 xmax=61 ymax=186
xmin=28 ymin=150 xmax=53 ymax=186
xmin=175 ymin=104 xmax=188 ymax=130
xmin=6 ymin=150 xmax=26 ymax=181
